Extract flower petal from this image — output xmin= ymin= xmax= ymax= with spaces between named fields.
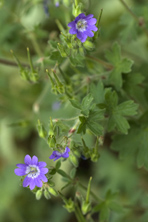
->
xmin=75 ymin=13 xmax=85 ymax=22
xmin=77 ymin=32 xmax=87 ymax=43
xmin=24 ymin=155 xmax=31 ymax=165
xmin=68 ymin=21 xmax=75 ymax=28
xmin=14 ymin=168 xmax=26 ymax=176
xmin=88 ymin=25 xmax=98 ymax=31
xmin=69 ymin=27 xmax=77 ymax=34
xmin=29 ymin=179 xmax=35 ymax=190
xmin=40 ymin=168 xmax=48 ymax=174
xmin=87 ymin=18 xmax=97 ymax=25
xmin=35 ymin=178 xmax=42 ymax=187
xmin=23 ymin=176 xmax=31 ymax=187
xmin=85 ymin=14 xmax=94 ymax=20
xmin=31 ymin=156 xmax=38 ymax=165
xmin=49 ymin=151 xmax=57 ymax=159
xmin=16 ymin=163 xmax=26 ymax=169
xmin=84 ymin=30 xmax=94 ymax=37
xmin=38 ymin=161 xmax=47 ymax=168
xmin=39 ymin=174 xmax=48 ymax=182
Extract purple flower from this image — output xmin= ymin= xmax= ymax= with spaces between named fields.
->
xmin=14 ymin=155 xmax=48 ymax=190
xmin=68 ymin=13 xmax=98 ymax=43
xmin=49 ymin=147 xmax=70 ymax=161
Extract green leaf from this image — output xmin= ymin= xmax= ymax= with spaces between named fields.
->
xmin=69 ymin=55 xmax=84 ymax=67
xmin=123 ymin=73 xmax=148 ymax=108
xmin=105 ymin=42 xmax=133 ymax=89
xmin=69 ymin=99 xmax=81 ymax=109
xmin=77 ymin=116 xmax=87 ymax=134
xmin=55 ymin=160 xmax=61 ymax=170
xmin=111 ymin=125 xmax=148 ymax=170
xmin=50 ymin=51 xmax=64 ymax=63
xmin=57 ymin=169 xmax=71 ymax=179
xmin=77 ymin=109 xmax=104 ymax=136
xmin=105 ymin=90 xmax=138 ymax=134
xmin=90 ymin=81 xmax=105 ymax=104
xmin=81 ymin=94 xmax=94 ymax=116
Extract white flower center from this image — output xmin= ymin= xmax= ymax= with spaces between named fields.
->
xmin=25 ymin=165 xmax=40 ymax=178
xmin=76 ymin=19 xmax=87 ymax=32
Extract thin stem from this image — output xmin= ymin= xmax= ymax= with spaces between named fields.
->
xmin=0 ymin=58 xmax=29 ymax=68
xmin=33 ymin=58 xmax=69 ymax=110
xmin=27 ymin=47 xmax=35 ymax=72
xmin=29 ymin=32 xmax=43 ymax=57
xmin=86 ymin=55 xmax=113 ymax=70
xmin=78 ymin=182 xmax=104 ymax=202
xmin=75 ymin=203 xmax=86 ymax=222
xmin=120 ymin=0 xmax=148 ymax=37
xmin=57 ymin=116 xmax=78 ymax=121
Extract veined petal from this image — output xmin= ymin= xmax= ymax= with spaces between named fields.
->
xmin=69 ymin=27 xmax=77 ymax=34
xmin=23 ymin=176 xmax=31 ymax=187
xmin=16 ymin=163 xmax=26 ymax=169
xmin=24 ymin=155 xmax=31 ymax=165
xmin=14 ymin=168 xmax=26 ymax=176
xmin=35 ymin=178 xmax=42 ymax=187
xmin=29 ymin=179 xmax=35 ymax=190
xmin=38 ymin=161 xmax=47 ymax=168
xmin=88 ymin=25 xmax=98 ymax=31
xmin=77 ymin=32 xmax=87 ymax=43
xmin=84 ymin=30 xmax=94 ymax=37
xmin=31 ymin=156 xmax=38 ymax=165
xmin=87 ymin=18 xmax=97 ymax=25
xmin=85 ymin=14 xmax=94 ymax=20
xmin=75 ymin=13 xmax=85 ymax=22
xmin=68 ymin=21 xmax=75 ymax=27
xmin=40 ymin=168 xmax=48 ymax=174
xmin=39 ymin=174 xmax=48 ymax=182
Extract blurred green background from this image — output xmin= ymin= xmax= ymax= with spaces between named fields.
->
xmin=1 ymin=0 xmax=148 ymax=222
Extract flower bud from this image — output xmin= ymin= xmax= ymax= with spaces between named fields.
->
xmin=72 ymin=3 xmax=82 ymax=17
xmin=63 ymin=198 xmax=75 ymax=213
xmin=81 ymin=201 xmax=91 ymax=215
xmin=83 ymin=41 xmax=95 ymax=51
xmin=37 ymin=120 xmax=47 ymax=139
xmin=69 ymin=154 xmax=78 ymax=167
xmin=43 ymin=189 xmax=51 ymax=199
xmin=48 ymin=135 xmax=56 ymax=148
xmin=48 ymin=187 xmax=58 ymax=196
xmin=35 ymin=189 xmax=42 ymax=200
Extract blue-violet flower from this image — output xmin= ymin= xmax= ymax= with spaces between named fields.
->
xmin=49 ymin=146 xmax=70 ymax=161
xmin=14 ymin=155 xmax=48 ymax=190
xmin=68 ymin=13 xmax=98 ymax=43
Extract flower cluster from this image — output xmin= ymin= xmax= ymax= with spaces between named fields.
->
xmin=68 ymin=13 xmax=98 ymax=43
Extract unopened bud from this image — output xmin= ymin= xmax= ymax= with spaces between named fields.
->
xmin=81 ymin=201 xmax=91 ymax=215
xmin=69 ymin=154 xmax=78 ymax=167
xmin=37 ymin=120 xmax=47 ymax=139
xmin=48 ymin=187 xmax=58 ymax=196
xmin=48 ymin=135 xmax=56 ymax=148
xmin=43 ymin=190 xmax=51 ymax=199
xmin=36 ymin=189 xmax=42 ymax=200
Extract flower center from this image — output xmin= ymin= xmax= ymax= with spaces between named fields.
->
xmin=26 ymin=165 xmax=40 ymax=178
xmin=76 ymin=19 xmax=87 ymax=32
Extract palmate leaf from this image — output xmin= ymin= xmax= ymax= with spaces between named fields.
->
xmin=77 ymin=109 xmax=104 ymax=136
xmin=106 ymin=90 xmax=138 ymax=134
xmin=105 ymin=42 xmax=133 ymax=90
xmin=111 ymin=125 xmax=148 ymax=170
xmin=123 ymin=73 xmax=148 ymax=108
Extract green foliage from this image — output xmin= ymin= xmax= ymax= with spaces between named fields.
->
xmin=111 ymin=124 xmax=148 ymax=170
xmin=1 ymin=0 xmax=148 ymax=222
xmin=105 ymin=42 xmax=133 ymax=90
